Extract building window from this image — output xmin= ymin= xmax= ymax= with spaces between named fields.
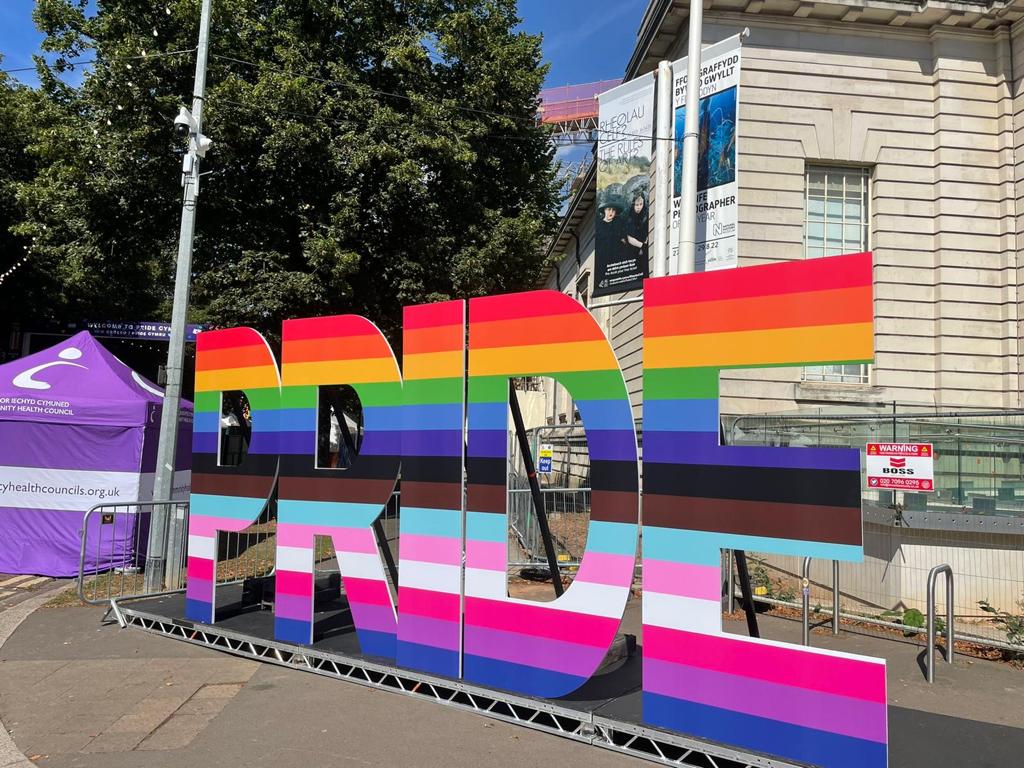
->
xmin=804 ymin=166 xmax=869 ymax=259
xmin=803 ymin=165 xmax=870 ymax=385
xmin=802 ymin=363 xmax=869 ymax=385
xmin=576 ymin=272 xmax=590 ymax=308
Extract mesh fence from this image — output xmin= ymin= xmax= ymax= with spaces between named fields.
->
xmin=738 ymin=529 xmax=1023 ymax=650
xmin=87 ymin=410 xmax=1022 ymax=653
xmin=727 ymin=409 xmax=1024 ymax=652
xmin=508 ymin=485 xmax=592 ymax=569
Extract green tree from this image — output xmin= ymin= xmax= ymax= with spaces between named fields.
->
xmin=0 ymin=65 xmax=46 ymax=342
xmin=15 ymin=0 xmax=559 ymax=337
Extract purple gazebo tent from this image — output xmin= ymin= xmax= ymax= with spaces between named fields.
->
xmin=0 ymin=331 xmax=192 ymax=576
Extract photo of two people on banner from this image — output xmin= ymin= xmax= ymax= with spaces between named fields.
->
xmin=596 ymin=174 xmax=648 ymax=291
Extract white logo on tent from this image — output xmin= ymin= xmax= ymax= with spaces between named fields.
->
xmin=132 ymin=371 xmax=164 ymax=398
xmin=11 ymin=347 xmax=88 ymax=391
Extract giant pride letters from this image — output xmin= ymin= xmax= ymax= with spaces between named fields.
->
xmin=186 ymin=253 xmax=886 ymax=768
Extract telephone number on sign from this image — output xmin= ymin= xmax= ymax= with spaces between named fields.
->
xmin=872 ymin=477 xmax=932 ymax=489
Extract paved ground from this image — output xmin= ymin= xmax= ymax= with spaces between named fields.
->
xmin=0 ymin=603 xmax=633 ymax=768
xmin=0 ymin=576 xmax=61 ymax=611
xmin=1 ymin=594 xmax=1023 ymax=767
xmin=724 ymin=611 xmax=1024 ymax=731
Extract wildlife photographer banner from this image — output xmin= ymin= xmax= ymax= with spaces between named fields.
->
xmin=670 ymin=35 xmax=742 ymax=273
xmin=594 ymin=75 xmax=654 ymax=297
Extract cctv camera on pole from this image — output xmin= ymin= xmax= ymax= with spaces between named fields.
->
xmin=174 ymin=106 xmax=213 ymax=191
xmin=145 ymin=0 xmax=214 ymax=593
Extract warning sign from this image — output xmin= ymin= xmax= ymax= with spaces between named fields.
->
xmin=538 ymin=443 xmax=554 ymax=474
xmin=866 ymin=443 xmax=935 ymax=492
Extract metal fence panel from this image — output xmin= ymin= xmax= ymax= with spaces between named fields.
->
xmin=508 ymin=484 xmax=591 ymax=569
xmin=78 ymin=498 xmax=279 ymax=605
xmin=725 ymin=409 xmax=1024 ymax=651
xmin=78 ymin=500 xmax=187 ymax=605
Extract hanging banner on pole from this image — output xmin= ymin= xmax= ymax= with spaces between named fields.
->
xmin=670 ymin=35 xmax=742 ymax=273
xmin=594 ymin=75 xmax=654 ymax=297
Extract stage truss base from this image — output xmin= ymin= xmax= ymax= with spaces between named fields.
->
xmin=118 ymin=605 xmax=801 ymax=768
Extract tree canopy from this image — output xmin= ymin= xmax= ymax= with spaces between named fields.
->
xmin=4 ymin=0 xmax=560 ymax=339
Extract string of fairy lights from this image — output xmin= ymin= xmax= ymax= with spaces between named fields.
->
xmin=1 ymin=24 xmax=197 ymax=288
xmin=0 ymin=254 xmax=28 ymax=287
xmin=0 ymin=227 xmax=47 ymax=288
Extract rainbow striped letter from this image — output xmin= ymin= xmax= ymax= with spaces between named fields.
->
xmin=641 ymin=253 xmax=887 ymax=767
xmin=274 ymin=316 xmax=401 ymax=656
xmin=186 ymin=328 xmax=282 ymax=623
xmin=463 ymin=291 xmax=640 ymax=696
xmin=396 ymin=301 xmax=466 ymax=677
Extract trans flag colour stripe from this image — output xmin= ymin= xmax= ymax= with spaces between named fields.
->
xmin=185 ymin=327 xmax=281 ymax=624
xmin=463 ymin=290 xmax=640 ymax=697
xmin=640 ymin=252 xmax=888 ymax=768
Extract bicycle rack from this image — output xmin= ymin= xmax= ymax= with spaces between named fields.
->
xmin=926 ymin=564 xmax=954 ymax=683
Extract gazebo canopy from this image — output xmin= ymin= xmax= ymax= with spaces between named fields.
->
xmin=0 ymin=330 xmax=190 ymax=426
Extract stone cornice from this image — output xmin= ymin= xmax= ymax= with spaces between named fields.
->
xmin=627 ymin=0 xmax=1024 ymax=77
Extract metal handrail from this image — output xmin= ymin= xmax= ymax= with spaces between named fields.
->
xmin=926 ymin=564 xmax=955 ymax=683
xmin=731 ymin=408 xmax=1024 ymax=424
xmin=773 ymin=557 xmax=839 ymax=643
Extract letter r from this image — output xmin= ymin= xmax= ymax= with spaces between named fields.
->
xmin=273 ymin=316 xmax=401 ymax=655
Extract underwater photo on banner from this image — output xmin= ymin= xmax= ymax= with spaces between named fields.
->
xmin=671 ymin=35 xmax=742 ymax=273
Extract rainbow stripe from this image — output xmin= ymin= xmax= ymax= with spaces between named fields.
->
xmin=463 ymin=291 xmax=639 ymax=697
xmin=274 ymin=316 xmax=400 ymax=656
xmin=186 ymin=328 xmax=281 ymax=623
xmin=641 ymin=252 xmax=887 ymax=767
xmin=396 ymin=301 xmax=465 ymax=677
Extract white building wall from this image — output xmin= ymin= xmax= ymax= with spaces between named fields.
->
xmin=547 ymin=13 xmax=1024 ymax=416
xmin=534 ymin=0 xmax=1024 ymax=642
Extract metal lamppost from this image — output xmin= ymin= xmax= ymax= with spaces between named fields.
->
xmin=144 ymin=0 xmax=214 ymax=592
xmin=677 ymin=0 xmax=704 ymax=274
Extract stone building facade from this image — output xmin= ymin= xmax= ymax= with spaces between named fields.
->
xmin=543 ymin=0 xmax=1024 ymax=423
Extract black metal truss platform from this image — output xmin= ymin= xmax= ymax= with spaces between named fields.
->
xmin=116 ymin=589 xmax=800 ymax=768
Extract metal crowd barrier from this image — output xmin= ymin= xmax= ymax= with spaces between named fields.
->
xmin=507 ymin=486 xmax=591 ymax=568
xmin=77 ymin=500 xmax=190 ymax=606
xmin=78 ymin=498 xmax=285 ymax=610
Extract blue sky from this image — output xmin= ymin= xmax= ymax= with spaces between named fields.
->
xmin=0 ymin=1 xmax=45 ymax=83
xmin=518 ymin=0 xmax=645 ymax=87
xmin=516 ymin=0 xmax=648 ymax=187
xmin=2 ymin=0 xmax=645 ymax=88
